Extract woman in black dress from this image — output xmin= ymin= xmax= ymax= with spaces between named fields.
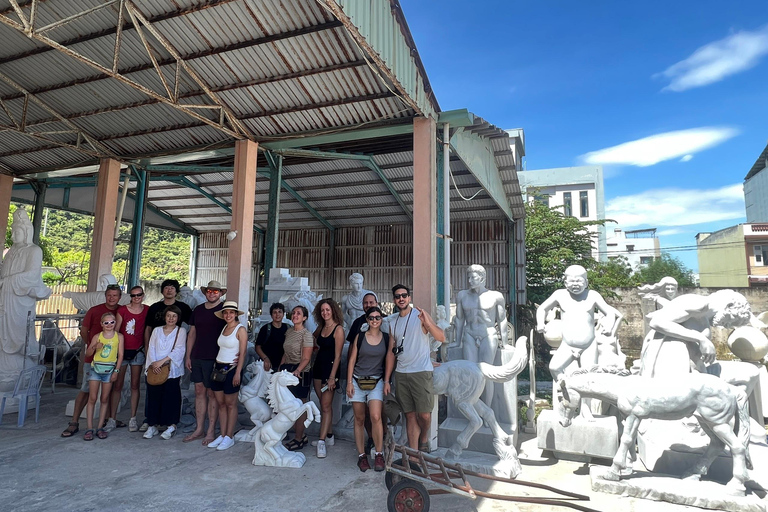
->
xmin=312 ymin=298 xmax=344 ymax=458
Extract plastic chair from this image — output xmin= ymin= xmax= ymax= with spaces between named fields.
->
xmin=0 ymin=365 xmax=47 ymax=427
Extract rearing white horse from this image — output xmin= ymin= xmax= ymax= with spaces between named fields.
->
xmin=252 ymin=370 xmax=320 ymax=468
xmin=558 ymin=366 xmax=752 ymax=495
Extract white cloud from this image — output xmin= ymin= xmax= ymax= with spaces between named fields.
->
xmin=582 ymin=127 xmax=737 ymax=167
xmin=606 ymin=184 xmax=745 ymax=228
xmin=656 ymin=26 xmax=768 ymax=92
xmin=657 ymin=228 xmax=685 ymax=236
xmin=680 ymin=154 xmax=693 ymax=162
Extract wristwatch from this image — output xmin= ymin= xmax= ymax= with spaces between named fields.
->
xmin=114 ymin=368 xmax=120 ymax=373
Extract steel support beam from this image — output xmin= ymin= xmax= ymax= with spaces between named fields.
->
xmin=450 ymin=127 xmax=515 ymax=221
xmin=263 ymin=152 xmax=282 ymax=279
xmin=127 ymin=167 xmax=147 ymax=286
xmin=262 ymin=123 xmax=414 ymax=150
xmin=31 ymin=180 xmax=47 ymax=245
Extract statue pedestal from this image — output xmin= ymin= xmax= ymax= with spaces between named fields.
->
xmin=430 ymin=447 xmax=521 ymax=479
xmin=590 ymin=466 xmax=765 ymax=512
xmin=536 ymin=409 xmax=618 ymax=461
xmin=637 ymin=419 xmax=768 ymax=488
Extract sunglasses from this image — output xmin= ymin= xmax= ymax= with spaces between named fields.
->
xmin=102 ymin=320 xmax=115 ymax=325
xmin=206 ymin=289 xmax=221 ymax=294
xmin=106 ymin=285 xmax=120 ymax=290
xmin=130 ymin=293 xmax=144 ymax=298
xmin=393 ymin=293 xmax=409 ymax=299
xmin=367 ymin=315 xmax=382 ymax=321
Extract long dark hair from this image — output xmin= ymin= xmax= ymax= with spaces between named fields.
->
xmin=313 ymin=298 xmax=343 ymax=327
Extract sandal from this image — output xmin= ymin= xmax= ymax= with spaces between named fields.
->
xmin=61 ymin=422 xmax=79 ymax=438
xmin=115 ymin=420 xmax=127 ymax=429
xmin=96 ymin=428 xmax=108 ymax=440
xmin=418 ymin=442 xmax=430 ymax=453
xmin=83 ymin=429 xmax=94 ymax=441
xmin=285 ymin=435 xmax=308 ymax=451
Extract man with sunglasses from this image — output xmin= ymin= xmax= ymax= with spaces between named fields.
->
xmin=183 ymin=280 xmax=227 ymax=444
xmin=387 ymin=285 xmax=445 ymax=453
xmin=61 ymin=284 xmax=123 ymax=438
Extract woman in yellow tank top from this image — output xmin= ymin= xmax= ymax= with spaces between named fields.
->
xmin=84 ymin=312 xmax=124 ymax=441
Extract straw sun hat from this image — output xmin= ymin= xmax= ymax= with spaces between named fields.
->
xmin=214 ymin=301 xmax=244 ymax=319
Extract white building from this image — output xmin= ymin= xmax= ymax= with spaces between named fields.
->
xmin=518 ymin=166 xmax=606 ymax=261
xmin=606 ymin=227 xmax=661 ymax=269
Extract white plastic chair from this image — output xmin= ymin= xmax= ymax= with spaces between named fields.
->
xmin=0 ymin=365 xmax=47 ymax=427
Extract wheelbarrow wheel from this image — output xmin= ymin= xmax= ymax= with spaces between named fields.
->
xmin=387 ymin=479 xmax=430 ymax=512
xmin=385 ymin=458 xmax=423 ymax=490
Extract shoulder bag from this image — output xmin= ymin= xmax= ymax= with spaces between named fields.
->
xmin=146 ymin=327 xmax=180 ymax=386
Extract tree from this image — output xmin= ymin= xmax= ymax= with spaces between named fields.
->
xmin=634 ymin=253 xmax=696 ymax=287
xmin=589 ymin=255 xmax=640 ymax=290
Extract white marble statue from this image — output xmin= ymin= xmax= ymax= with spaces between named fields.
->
xmin=433 ymin=335 xmax=528 ymax=477
xmin=0 ymin=209 xmax=52 ymax=391
xmin=252 ymin=370 xmax=321 ymax=469
xmin=638 ymin=276 xmax=679 ymax=309
xmin=434 ymin=305 xmax=452 ymax=361
xmin=178 ymin=286 xmax=205 ymax=311
xmin=63 ymin=273 xmax=129 ymax=311
xmin=558 ymin=366 xmax=752 ymax=496
xmin=340 ymin=273 xmax=372 ymax=329
xmin=536 ymin=265 xmax=623 ymax=385
xmin=454 ymin=264 xmax=509 ymax=405
xmin=235 ymin=361 xmax=274 ymax=442
xmin=279 ymin=289 xmax=322 ymax=334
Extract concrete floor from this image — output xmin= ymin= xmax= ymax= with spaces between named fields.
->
xmin=0 ymin=386 xmax=756 ymax=512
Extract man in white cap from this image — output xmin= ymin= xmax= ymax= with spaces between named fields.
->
xmin=183 ymin=280 xmax=226 ymax=444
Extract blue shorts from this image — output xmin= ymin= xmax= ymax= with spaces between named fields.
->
xmin=347 ymin=377 xmax=384 ymax=404
xmin=89 ymin=365 xmax=115 ymax=383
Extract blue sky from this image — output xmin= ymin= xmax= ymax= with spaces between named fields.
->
xmin=401 ymin=1 xmax=768 ymax=273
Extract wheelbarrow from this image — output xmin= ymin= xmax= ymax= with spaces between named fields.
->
xmin=383 ymin=434 xmax=600 ymax=512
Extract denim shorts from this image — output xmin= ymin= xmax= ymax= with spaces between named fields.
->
xmin=89 ymin=365 xmax=115 ymax=383
xmin=121 ymin=349 xmax=146 ymax=367
xmin=347 ymin=377 xmax=384 ymax=404
xmin=80 ymin=364 xmax=93 ymax=392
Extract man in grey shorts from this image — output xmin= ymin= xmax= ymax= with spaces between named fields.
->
xmin=388 ymin=284 xmax=445 ymax=452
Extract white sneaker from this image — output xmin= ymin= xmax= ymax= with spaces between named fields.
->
xmin=207 ymin=435 xmax=225 ymax=448
xmin=139 ymin=422 xmax=149 ymax=432
xmin=316 ymin=440 xmax=327 ymax=458
xmin=311 ymin=435 xmax=334 ymax=447
xmin=161 ymin=425 xmax=176 ymax=440
xmin=216 ymin=436 xmax=234 ymax=451
xmin=103 ymin=418 xmax=117 ymax=433
xmin=128 ymin=417 xmax=138 ymax=432
xmin=143 ymin=426 xmax=158 ymax=439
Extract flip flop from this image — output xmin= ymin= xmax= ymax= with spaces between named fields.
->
xmin=61 ymin=422 xmax=79 ymax=438
xmin=183 ymin=433 xmax=205 ymax=443
xmin=115 ymin=420 xmax=127 ymax=428
xmin=96 ymin=428 xmax=108 ymax=439
xmin=83 ymin=429 xmax=94 ymax=441
xmin=202 ymin=437 xmax=215 ymax=446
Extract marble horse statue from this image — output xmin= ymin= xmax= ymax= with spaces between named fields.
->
xmin=433 ymin=335 xmax=528 ymax=477
xmin=558 ymin=366 xmax=752 ymax=495
xmin=252 ymin=370 xmax=321 ymax=469
xmin=237 ymin=361 xmax=273 ymax=442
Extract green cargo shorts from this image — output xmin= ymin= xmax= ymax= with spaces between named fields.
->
xmin=393 ymin=370 xmax=434 ymax=414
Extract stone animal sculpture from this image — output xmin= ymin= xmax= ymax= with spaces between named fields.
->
xmin=237 ymin=361 xmax=273 ymax=442
xmin=252 ymin=370 xmax=321 ymax=469
xmin=433 ymin=335 xmax=528 ymax=477
xmin=558 ymin=366 xmax=752 ymax=495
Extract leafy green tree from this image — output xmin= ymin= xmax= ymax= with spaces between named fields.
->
xmin=589 ymin=255 xmax=639 ymax=290
xmin=634 ymin=253 xmax=696 ymax=287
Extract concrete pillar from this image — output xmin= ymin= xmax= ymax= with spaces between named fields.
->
xmin=227 ymin=140 xmax=258 ymax=316
xmin=412 ymin=117 xmax=437 ymax=316
xmin=88 ymin=159 xmax=121 ymax=291
xmin=0 ymin=174 xmax=13 ymax=247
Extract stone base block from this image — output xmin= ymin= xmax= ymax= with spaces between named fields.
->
xmin=438 ymin=417 xmax=514 ymax=455
xmin=590 ymin=466 xmax=765 ymax=512
xmin=430 ymin=447 xmax=521 ymax=479
xmin=537 ymin=409 xmax=618 ymax=461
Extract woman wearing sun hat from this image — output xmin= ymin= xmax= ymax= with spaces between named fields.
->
xmin=207 ymin=301 xmax=247 ymax=451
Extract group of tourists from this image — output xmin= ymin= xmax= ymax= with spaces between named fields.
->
xmin=60 ymin=278 xmax=446 ymax=472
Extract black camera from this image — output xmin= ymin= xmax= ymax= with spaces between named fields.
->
xmin=392 ymin=345 xmax=403 ymax=356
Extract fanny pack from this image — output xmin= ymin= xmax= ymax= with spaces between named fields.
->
xmin=91 ymin=362 xmax=116 ymax=375
xmin=211 ymin=363 xmax=235 ymax=383
xmin=354 ymin=376 xmax=380 ymax=391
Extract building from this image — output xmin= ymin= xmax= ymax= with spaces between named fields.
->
xmin=518 ymin=166 xmax=606 ymax=261
xmin=606 ymin=228 xmax=661 ymax=269
xmin=745 ymin=142 xmax=768 ymax=223
xmin=696 ymin=224 xmax=768 ymax=288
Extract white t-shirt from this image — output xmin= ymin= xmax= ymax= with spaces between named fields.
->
xmin=387 ymin=308 xmax=432 ymax=373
